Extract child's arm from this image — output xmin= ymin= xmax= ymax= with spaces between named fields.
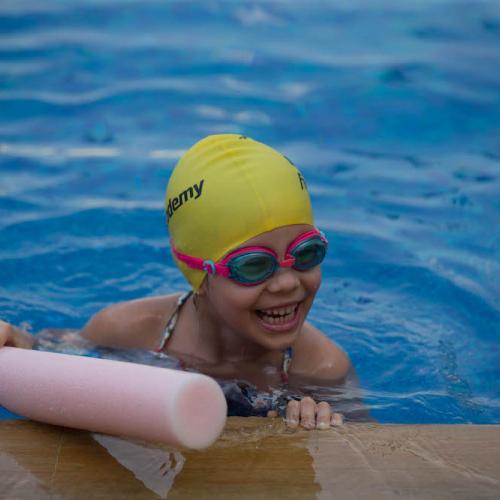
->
xmin=0 ymin=320 xmax=34 ymax=349
xmin=81 ymin=295 xmax=179 ymax=350
xmin=292 ymin=322 xmax=352 ymax=382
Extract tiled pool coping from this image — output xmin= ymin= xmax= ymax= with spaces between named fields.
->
xmin=0 ymin=419 xmax=498 ymax=498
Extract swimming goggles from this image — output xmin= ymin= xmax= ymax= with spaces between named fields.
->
xmin=171 ymin=228 xmax=328 ymax=286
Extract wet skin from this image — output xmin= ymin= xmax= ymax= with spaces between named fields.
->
xmin=1 ymin=225 xmax=351 ymax=430
xmin=173 ymin=224 xmax=347 ymax=429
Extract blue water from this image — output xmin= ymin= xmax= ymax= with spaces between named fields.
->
xmin=1 ymin=0 xmax=499 ymax=423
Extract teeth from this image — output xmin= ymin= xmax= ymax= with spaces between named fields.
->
xmin=258 ymin=304 xmax=298 ymax=325
xmin=260 ymin=305 xmax=296 ymax=317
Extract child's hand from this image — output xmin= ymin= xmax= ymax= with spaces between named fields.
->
xmin=0 ymin=320 xmax=35 ymax=349
xmin=285 ymin=397 xmax=344 ymax=430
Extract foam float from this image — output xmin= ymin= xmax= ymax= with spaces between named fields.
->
xmin=0 ymin=347 xmax=227 ymax=449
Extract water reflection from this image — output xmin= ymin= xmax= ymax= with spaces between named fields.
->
xmin=93 ymin=434 xmax=185 ymax=498
xmin=0 ymin=451 xmax=50 ymax=498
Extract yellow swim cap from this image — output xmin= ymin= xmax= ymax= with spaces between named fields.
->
xmin=166 ymin=134 xmax=314 ymax=290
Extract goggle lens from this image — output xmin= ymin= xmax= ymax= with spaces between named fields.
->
xmin=290 ymin=236 xmax=327 ymax=270
xmin=228 ymin=253 xmax=277 ymax=284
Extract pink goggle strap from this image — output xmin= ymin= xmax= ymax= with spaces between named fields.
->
xmin=287 ymin=228 xmax=327 ymax=249
xmin=218 ymin=246 xmax=276 ymax=265
xmin=170 ymin=242 xmax=230 ymax=277
xmin=220 ymin=229 xmax=327 ymax=266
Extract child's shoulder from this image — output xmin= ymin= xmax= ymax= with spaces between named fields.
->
xmin=291 ymin=322 xmax=351 ymax=383
xmin=81 ymin=293 xmax=182 ymax=350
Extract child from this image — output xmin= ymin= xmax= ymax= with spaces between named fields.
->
xmin=1 ymin=135 xmax=356 ymax=429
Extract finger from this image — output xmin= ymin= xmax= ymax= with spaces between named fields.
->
xmin=331 ymin=412 xmax=344 ymax=427
xmin=15 ymin=329 xmax=35 ymax=349
xmin=300 ymin=397 xmax=316 ymax=430
xmin=316 ymin=401 xmax=332 ymax=430
xmin=0 ymin=322 xmax=33 ymax=349
xmin=0 ymin=321 xmax=11 ymax=347
xmin=286 ymin=400 xmax=300 ymax=429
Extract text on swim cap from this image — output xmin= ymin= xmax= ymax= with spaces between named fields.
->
xmin=298 ymin=172 xmax=307 ymax=190
xmin=166 ymin=179 xmax=204 ymax=222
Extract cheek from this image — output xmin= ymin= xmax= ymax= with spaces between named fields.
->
xmin=303 ymin=267 xmax=322 ymax=293
xmin=207 ymin=277 xmax=263 ymax=317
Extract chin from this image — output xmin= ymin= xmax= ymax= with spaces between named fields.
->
xmin=253 ymin=318 xmax=303 ymax=351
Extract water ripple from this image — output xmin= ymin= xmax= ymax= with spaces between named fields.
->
xmin=1 ymin=0 xmax=499 ymax=424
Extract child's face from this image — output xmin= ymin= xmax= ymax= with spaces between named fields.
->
xmin=201 ymin=224 xmax=322 ymax=351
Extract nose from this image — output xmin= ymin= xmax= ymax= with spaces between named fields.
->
xmin=265 ymin=266 xmax=301 ymax=294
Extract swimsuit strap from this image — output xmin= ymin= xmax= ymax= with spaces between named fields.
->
xmin=156 ymin=290 xmax=193 ymax=352
xmin=281 ymin=346 xmax=293 ymax=384
xmin=156 ymin=290 xmax=293 ymax=385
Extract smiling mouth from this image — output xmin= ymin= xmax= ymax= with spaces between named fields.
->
xmin=256 ymin=303 xmax=300 ymax=326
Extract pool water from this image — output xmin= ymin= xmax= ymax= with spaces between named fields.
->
xmin=0 ymin=0 xmax=499 ymax=423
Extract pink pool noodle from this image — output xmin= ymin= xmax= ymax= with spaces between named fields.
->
xmin=0 ymin=347 xmax=227 ymax=449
